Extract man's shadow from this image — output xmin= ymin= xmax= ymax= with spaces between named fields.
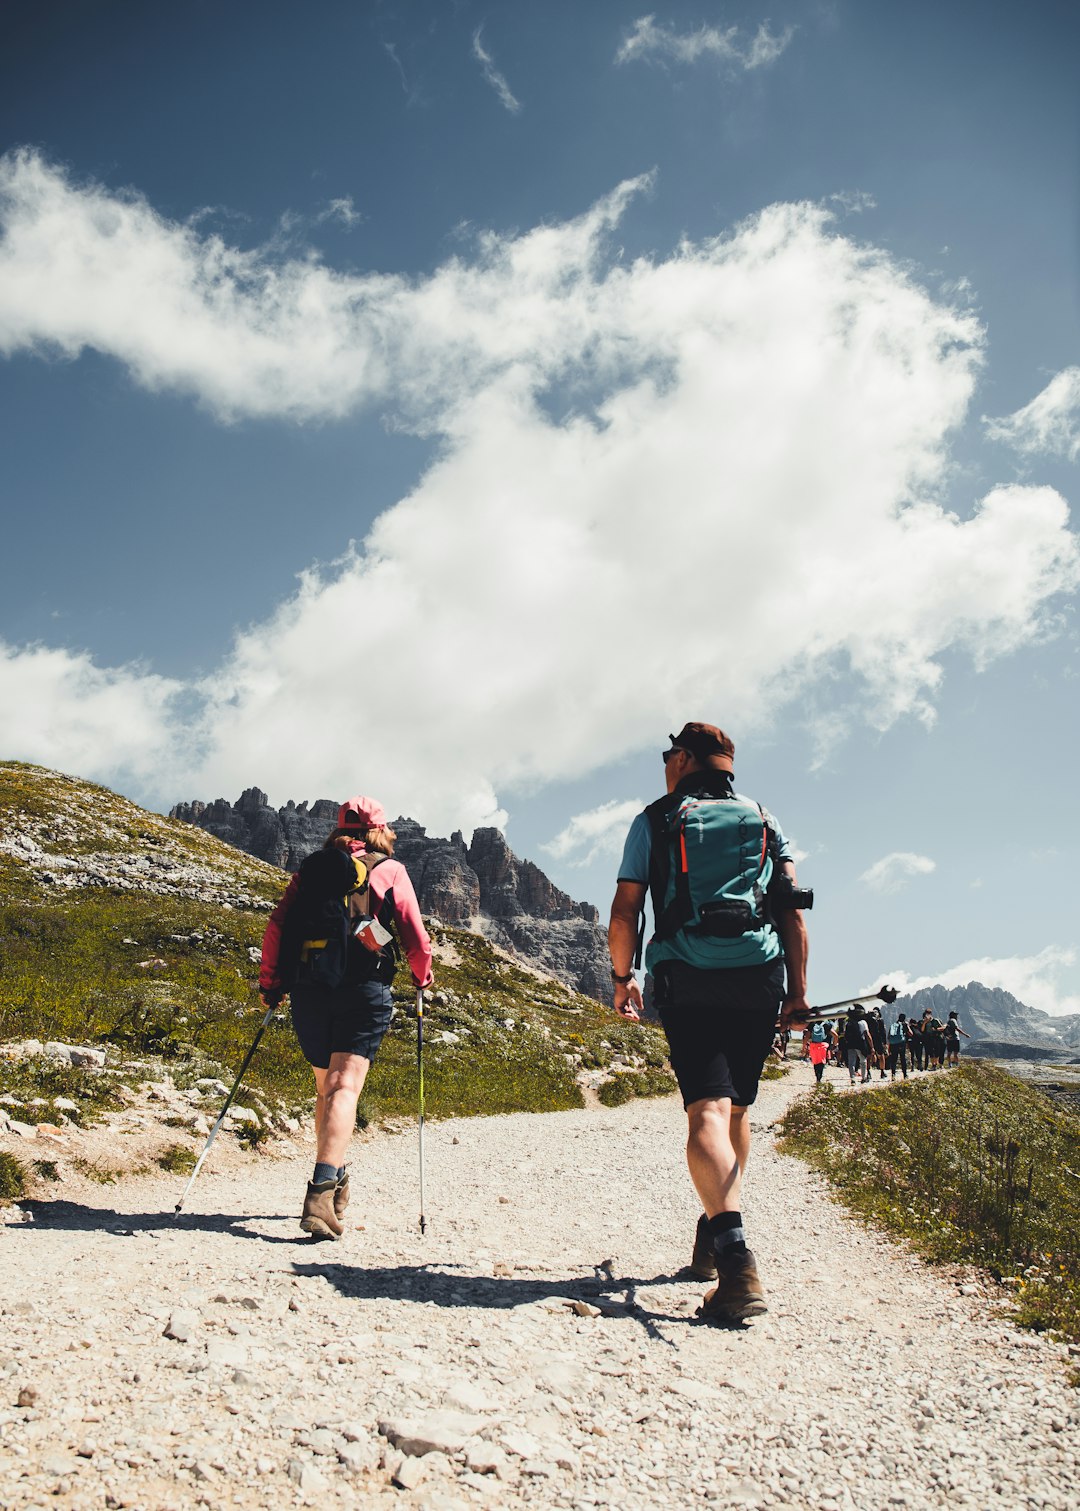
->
xmin=291 ymin=1260 xmax=728 ymax=1339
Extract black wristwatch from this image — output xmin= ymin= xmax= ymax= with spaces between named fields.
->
xmin=610 ymin=968 xmax=635 ymax=984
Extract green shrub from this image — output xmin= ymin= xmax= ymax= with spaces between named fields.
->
xmin=598 ymin=1068 xmax=677 ymax=1107
xmin=777 ymin=1063 xmax=1080 ymax=1348
xmin=156 ymin=1143 xmax=197 ymax=1174
xmin=0 ymin=1150 xmax=27 ymax=1201
xmin=760 ymin=1057 xmax=790 ymax=1081
xmin=235 ymin=1120 xmax=274 ymax=1151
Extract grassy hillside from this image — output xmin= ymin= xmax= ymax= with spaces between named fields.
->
xmin=0 ymin=762 xmax=674 ymax=1124
xmin=778 ymin=1063 xmax=1080 ymax=1355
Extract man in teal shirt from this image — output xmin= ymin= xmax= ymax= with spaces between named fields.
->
xmin=608 ymin=722 xmax=810 ymax=1322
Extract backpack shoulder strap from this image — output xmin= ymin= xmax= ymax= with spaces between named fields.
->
xmin=632 ymin=795 xmax=679 ymax=968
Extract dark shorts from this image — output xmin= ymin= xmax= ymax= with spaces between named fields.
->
xmin=290 ymin=980 xmax=394 ymax=1069
xmin=654 ymin=958 xmax=785 ymax=1109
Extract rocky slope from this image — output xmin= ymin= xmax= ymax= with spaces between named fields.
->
xmin=899 ymin=981 xmax=1080 ymax=1059
xmin=171 ymin=790 xmax=612 ymax=1001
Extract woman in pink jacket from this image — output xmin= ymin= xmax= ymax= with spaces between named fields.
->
xmin=260 ymin=795 xmax=433 ymax=1239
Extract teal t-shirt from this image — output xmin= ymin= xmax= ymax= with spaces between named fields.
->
xmin=617 ymin=795 xmax=794 ymax=974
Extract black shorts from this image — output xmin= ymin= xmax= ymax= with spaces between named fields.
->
xmin=654 ymin=958 xmax=785 ymax=1109
xmin=290 ymin=980 xmax=394 ymax=1069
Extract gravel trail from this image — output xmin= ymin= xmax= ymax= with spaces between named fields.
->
xmin=2 ymin=1062 xmax=1078 ymax=1510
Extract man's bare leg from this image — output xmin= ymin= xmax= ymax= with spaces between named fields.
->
xmin=685 ymin=1097 xmax=743 ymax=1215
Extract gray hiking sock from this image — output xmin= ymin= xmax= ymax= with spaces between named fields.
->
xmin=336 ymin=1166 xmax=347 ymax=1182
xmin=313 ymin=1162 xmax=338 ymax=1186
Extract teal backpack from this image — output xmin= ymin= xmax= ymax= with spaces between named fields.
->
xmin=639 ymin=780 xmax=775 ymax=963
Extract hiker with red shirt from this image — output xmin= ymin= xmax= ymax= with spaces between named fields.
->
xmin=260 ymin=795 xmax=433 ymax=1240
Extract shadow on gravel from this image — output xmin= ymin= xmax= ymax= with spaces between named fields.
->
xmin=293 ymin=1261 xmax=749 ymax=1342
xmin=14 ymin=1199 xmax=297 ymax=1243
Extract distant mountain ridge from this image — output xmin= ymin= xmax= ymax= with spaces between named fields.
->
xmin=898 ymin=981 xmax=1080 ymax=1059
xmin=170 ymin=788 xmax=612 ymax=1002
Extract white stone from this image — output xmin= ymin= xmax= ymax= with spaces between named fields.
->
xmin=394 ymin=1455 xmax=429 ymax=1490
xmin=206 ymin=1339 xmax=247 ymax=1366
xmin=69 ymin=1047 xmax=107 ymax=1068
xmin=501 ymin=1429 xmax=543 ymax=1460
xmin=163 ymin=1309 xmax=200 ymax=1343
xmin=443 ymin=1381 xmax=493 ymax=1414
xmin=288 ymin=1460 xmax=329 ymax=1495
xmin=379 ymin=1409 xmax=485 ymax=1457
xmin=41 ymin=1452 xmax=79 ymax=1474
xmin=338 ymin=1439 xmax=378 ymax=1473
xmin=5 ymin=1040 xmax=43 ymax=1059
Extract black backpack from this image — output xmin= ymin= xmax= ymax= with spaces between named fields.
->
xmin=278 ymin=847 xmax=390 ymax=990
xmin=843 ymin=1014 xmax=868 ymax=1050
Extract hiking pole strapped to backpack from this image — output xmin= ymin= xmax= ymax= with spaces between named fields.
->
xmin=416 ymin=987 xmax=427 ymax=1236
xmin=174 ymin=1001 xmax=277 ymax=1215
xmin=789 ymin=984 xmax=898 ymax=1028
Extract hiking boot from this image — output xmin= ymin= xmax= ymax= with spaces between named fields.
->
xmin=333 ymin=1170 xmax=350 ymax=1220
xmin=300 ymin=1180 xmax=343 ymax=1240
xmin=686 ymin=1213 xmax=718 ymax=1281
xmin=698 ymin=1248 xmax=767 ymax=1324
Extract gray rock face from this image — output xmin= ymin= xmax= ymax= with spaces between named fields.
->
xmin=170 ymin=789 xmax=339 ymax=872
xmin=170 ymin=793 xmax=611 ymax=1001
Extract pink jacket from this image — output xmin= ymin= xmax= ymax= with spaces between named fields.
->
xmin=260 ymin=843 xmax=433 ymax=991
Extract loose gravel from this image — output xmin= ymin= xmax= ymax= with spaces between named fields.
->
xmin=1 ymin=1061 xmax=1078 ymax=1509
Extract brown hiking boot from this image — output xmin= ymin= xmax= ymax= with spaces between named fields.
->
xmin=300 ymin=1180 xmax=343 ymax=1240
xmin=686 ymin=1213 xmax=718 ymax=1281
xmin=698 ymin=1248 xmax=767 ymax=1323
xmin=333 ymin=1170 xmax=350 ymax=1220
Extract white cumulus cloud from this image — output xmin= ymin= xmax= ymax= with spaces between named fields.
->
xmin=985 ymin=367 xmax=1080 ymax=462
xmin=615 ymin=15 xmax=794 ymax=70
xmin=544 ymin=799 xmax=646 ymax=868
xmin=0 ymin=150 xmax=1078 ymax=831
xmin=859 ymin=852 xmax=937 ymax=893
xmin=871 ymin=946 xmax=1080 ymax=1019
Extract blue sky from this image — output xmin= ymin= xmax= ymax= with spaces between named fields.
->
xmin=2 ymin=0 xmax=1078 ymax=1013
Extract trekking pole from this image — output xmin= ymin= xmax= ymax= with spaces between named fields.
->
xmin=174 ymin=1001 xmax=277 ymax=1215
xmin=416 ymin=986 xmax=427 ymax=1236
xmin=791 ymin=984 xmax=898 ymax=1027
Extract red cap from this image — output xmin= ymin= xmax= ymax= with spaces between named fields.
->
xmin=337 ymin=794 xmax=387 ymax=830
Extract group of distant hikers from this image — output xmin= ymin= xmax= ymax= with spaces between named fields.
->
xmin=258 ymin=721 xmax=812 ymax=1324
xmin=800 ymin=1005 xmax=969 ymax=1085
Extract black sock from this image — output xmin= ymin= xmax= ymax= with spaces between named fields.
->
xmin=312 ymin=1162 xmax=338 ymax=1186
xmin=707 ymin=1210 xmax=747 ymax=1257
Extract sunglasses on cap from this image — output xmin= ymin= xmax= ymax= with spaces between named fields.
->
xmin=662 ymin=747 xmax=686 ymax=765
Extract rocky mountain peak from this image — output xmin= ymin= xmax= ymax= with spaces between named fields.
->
xmin=170 ymin=790 xmax=611 ymax=1000
xmin=898 ymin=980 xmax=1080 ymax=1056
